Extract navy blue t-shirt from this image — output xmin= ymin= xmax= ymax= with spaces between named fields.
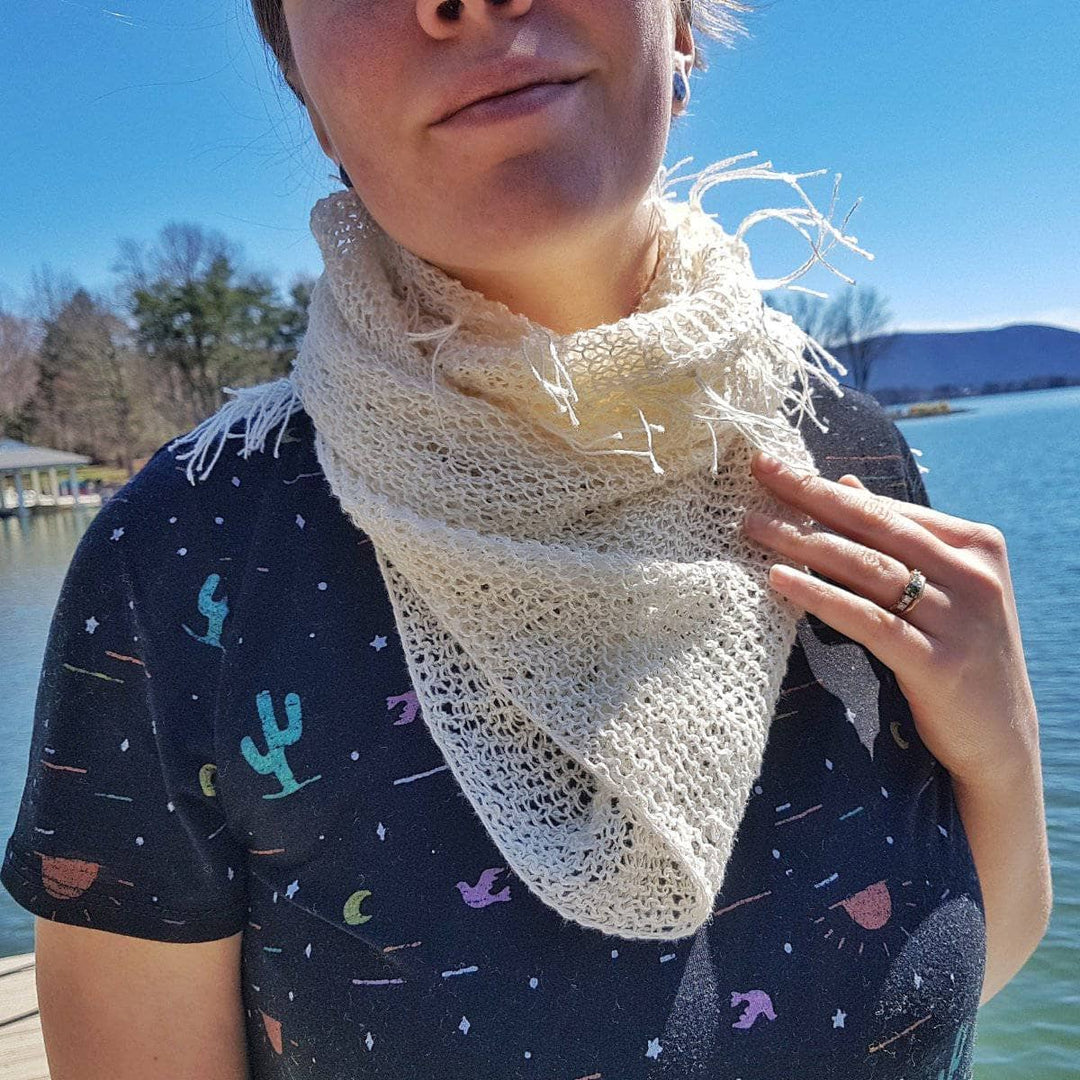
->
xmin=3 ymin=384 xmax=985 ymax=1079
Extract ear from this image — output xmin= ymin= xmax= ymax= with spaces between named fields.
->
xmin=673 ymin=9 xmax=696 ymax=72
xmin=672 ymin=22 xmax=695 ymax=115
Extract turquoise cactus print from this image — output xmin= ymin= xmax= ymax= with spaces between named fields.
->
xmin=182 ymin=573 xmax=229 ymax=649
xmin=240 ymin=690 xmax=323 ymax=800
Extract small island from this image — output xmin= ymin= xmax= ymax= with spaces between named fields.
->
xmin=884 ymin=399 xmax=973 ymax=421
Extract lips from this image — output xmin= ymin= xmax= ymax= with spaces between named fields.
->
xmin=432 ymin=60 xmax=588 ymax=126
xmin=433 ymin=78 xmax=584 ymax=131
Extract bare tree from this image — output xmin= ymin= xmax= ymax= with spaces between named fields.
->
xmin=27 ymin=289 xmax=154 ymax=470
xmin=25 ymin=264 xmax=82 ymax=323
xmin=824 ymin=286 xmax=894 ymax=392
xmin=112 ymin=221 xmax=239 ymax=292
xmin=0 ymin=309 xmax=41 ymax=429
xmin=766 ymin=285 xmax=895 ymax=392
xmin=763 ymin=290 xmax=835 ymax=346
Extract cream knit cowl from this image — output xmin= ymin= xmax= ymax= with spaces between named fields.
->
xmin=172 ymin=152 xmax=870 ymax=941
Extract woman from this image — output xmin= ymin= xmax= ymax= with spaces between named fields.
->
xmin=2 ymin=2 xmax=1050 ymax=1078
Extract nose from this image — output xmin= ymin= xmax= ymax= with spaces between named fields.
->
xmin=417 ymin=0 xmax=533 ymax=39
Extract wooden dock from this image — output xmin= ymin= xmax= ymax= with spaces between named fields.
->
xmin=0 ymin=952 xmax=47 ymax=1080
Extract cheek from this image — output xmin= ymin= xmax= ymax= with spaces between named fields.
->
xmin=606 ymin=9 xmax=673 ymax=166
xmin=593 ymin=0 xmax=672 ymax=132
xmin=290 ymin=6 xmax=403 ymax=151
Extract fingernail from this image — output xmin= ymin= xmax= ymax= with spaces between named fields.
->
xmin=755 ymin=451 xmax=782 ymax=473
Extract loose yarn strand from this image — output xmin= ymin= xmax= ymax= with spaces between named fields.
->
xmin=510 ymin=153 xmax=870 ymax=474
xmin=168 ymin=377 xmax=303 ymax=485
xmin=161 ymin=155 xmax=884 ymax=940
xmin=648 ymin=151 xmax=873 ymax=461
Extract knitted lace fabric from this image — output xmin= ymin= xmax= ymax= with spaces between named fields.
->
xmin=172 ymin=153 xmax=870 ymax=940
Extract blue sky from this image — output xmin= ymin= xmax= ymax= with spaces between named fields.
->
xmin=2 ymin=0 xmax=1077 ymax=333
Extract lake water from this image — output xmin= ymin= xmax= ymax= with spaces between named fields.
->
xmin=1 ymin=386 xmax=1077 ymax=1076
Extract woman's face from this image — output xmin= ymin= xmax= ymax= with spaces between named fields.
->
xmin=282 ymin=0 xmax=689 ymax=284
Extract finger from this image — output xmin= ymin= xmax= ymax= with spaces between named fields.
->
xmin=837 ymin=474 xmax=982 ymax=549
xmin=742 ymin=512 xmax=950 ymax=638
xmin=751 ymin=452 xmax=956 ymax=576
xmin=766 ymin=562 xmax=937 ymax=672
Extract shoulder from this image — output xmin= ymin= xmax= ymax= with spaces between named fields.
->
xmin=116 ymin=402 xmax=319 ymax=521
xmin=81 ymin=401 xmax=324 ymax=592
xmin=797 ymin=383 xmax=929 ymax=506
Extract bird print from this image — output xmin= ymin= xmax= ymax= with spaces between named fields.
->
xmin=0 ymin=405 xmax=985 ymax=1080
xmin=730 ymin=989 xmax=778 ymax=1029
xmin=456 ymin=867 xmax=512 ymax=908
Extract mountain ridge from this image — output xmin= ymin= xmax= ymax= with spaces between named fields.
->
xmin=828 ymin=323 xmax=1080 ymax=403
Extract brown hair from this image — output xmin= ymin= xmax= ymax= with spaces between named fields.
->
xmin=250 ymin=1 xmax=754 ymax=106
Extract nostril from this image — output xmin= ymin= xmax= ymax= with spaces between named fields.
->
xmin=435 ymin=0 xmax=463 ymax=21
xmin=438 ymin=0 xmax=516 ymax=20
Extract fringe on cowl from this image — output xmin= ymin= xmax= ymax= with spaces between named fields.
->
xmin=170 ymin=150 xmax=871 ymax=940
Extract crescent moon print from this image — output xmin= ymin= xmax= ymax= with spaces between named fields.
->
xmin=0 ymin=376 xmax=985 ymax=1080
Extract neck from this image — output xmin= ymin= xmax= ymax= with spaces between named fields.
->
xmin=431 ymin=199 xmax=662 ymax=336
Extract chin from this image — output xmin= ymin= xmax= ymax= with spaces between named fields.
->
xmin=481 ymin=153 xmax=646 ymax=226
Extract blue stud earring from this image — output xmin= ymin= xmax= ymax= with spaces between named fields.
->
xmin=673 ymin=69 xmax=689 ymax=104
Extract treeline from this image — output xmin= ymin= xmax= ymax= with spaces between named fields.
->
xmin=2 ymin=225 xmax=901 ymax=476
xmin=873 ymin=374 xmax=1080 ymax=406
xmin=0 ymin=223 xmax=315 ymax=474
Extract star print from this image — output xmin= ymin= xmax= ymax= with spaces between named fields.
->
xmin=370 ymin=634 xmax=388 ymax=651
xmin=832 ymin=1008 xmax=846 ymax=1028
xmin=285 ymin=879 xmax=300 ymax=900
xmin=110 ymin=527 xmax=125 ymax=541
xmin=646 ymin=1037 xmax=663 ymax=1060
xmin=376 ymin=822 xmax=386 ymax=841
xmin=296 ymin=514 xmax=306 ymax=529
xmin=85 ymin=616 xmax=99 ymax=634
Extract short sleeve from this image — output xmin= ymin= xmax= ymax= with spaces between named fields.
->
xmin=1 ymin=451 xmax=250 ymax=943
